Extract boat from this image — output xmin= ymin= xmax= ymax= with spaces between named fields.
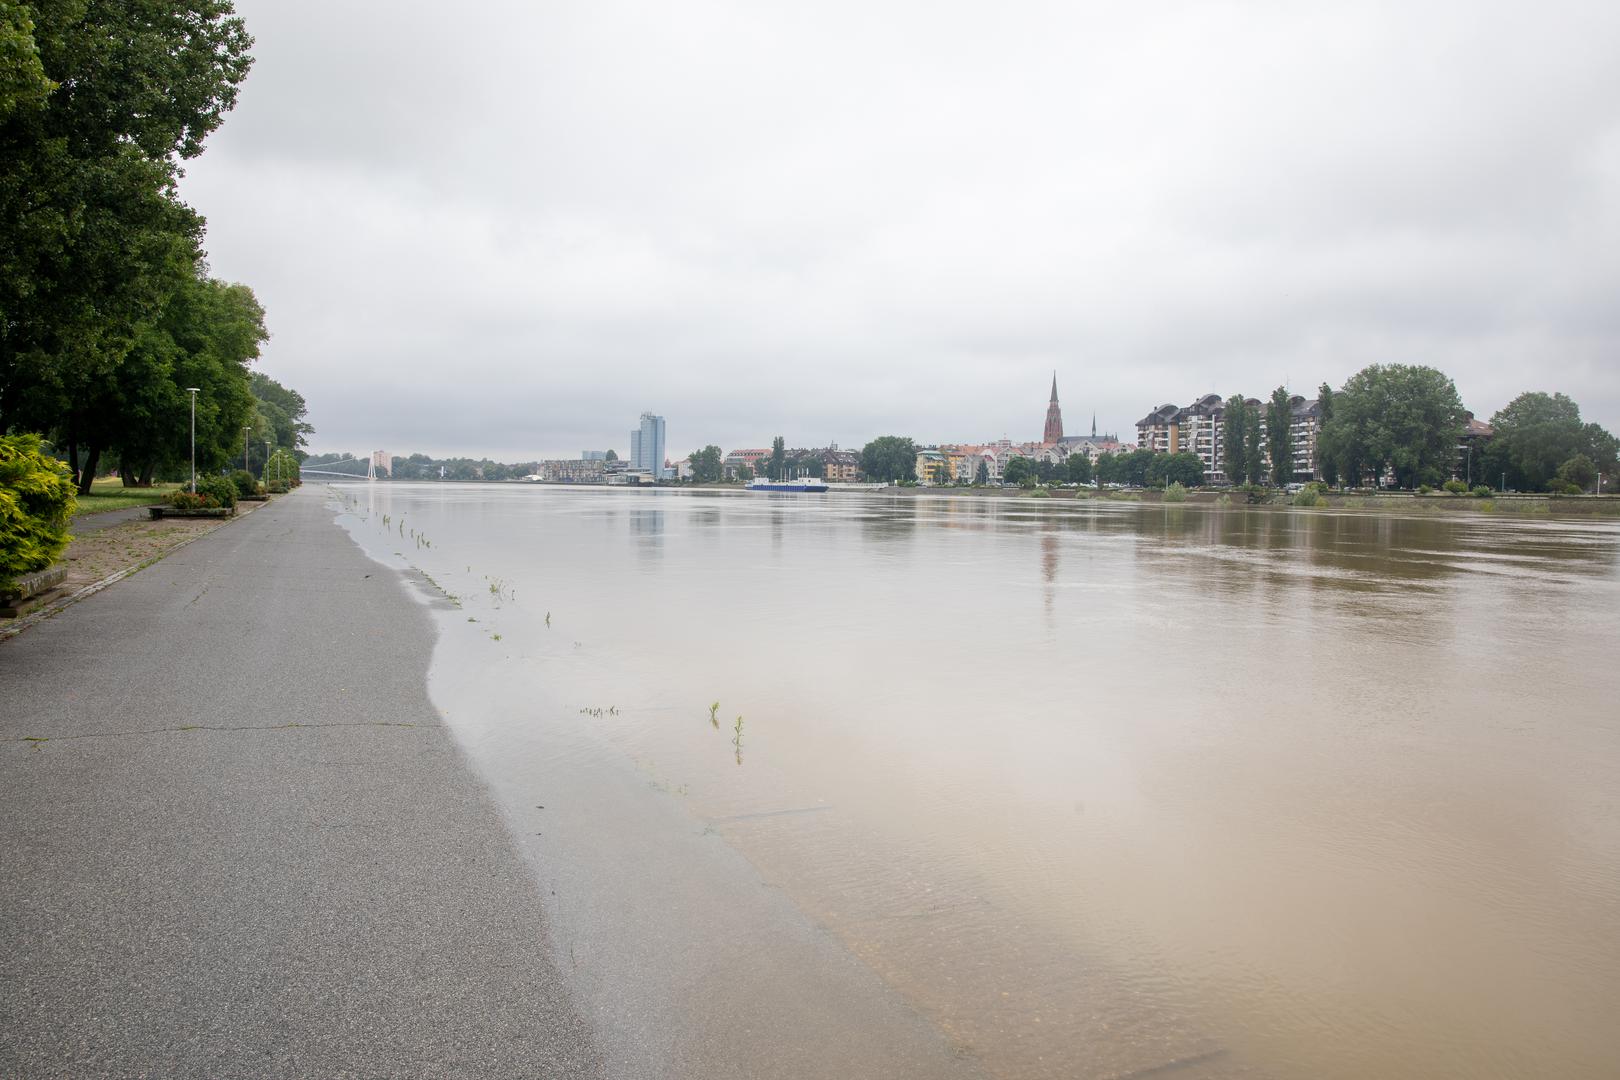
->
xmin=747 ymin=477 xmax=830 ymax=493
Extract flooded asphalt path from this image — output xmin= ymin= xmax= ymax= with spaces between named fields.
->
xmin=0 ymin=490 xmax=604 ymax=1078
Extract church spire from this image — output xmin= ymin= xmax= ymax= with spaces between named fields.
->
xmin=1043 ymin=373 xmax=1064 ymax=444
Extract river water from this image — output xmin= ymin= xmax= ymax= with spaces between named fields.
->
xmin=331 ymin=485 xmax=1620 ymax=1080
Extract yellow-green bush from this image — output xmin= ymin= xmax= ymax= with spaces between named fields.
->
xmin=1 ymin=434 xmax=76 ymax=590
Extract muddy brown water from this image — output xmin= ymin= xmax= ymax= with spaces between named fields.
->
xmin=333 ymin=485 xmax=1620 ymax=1080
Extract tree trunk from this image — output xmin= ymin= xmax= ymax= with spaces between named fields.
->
xmin=139 ymin=461 xmax=155 ymax=487
xmin=77 ymin=444 xmax=101 ymax=495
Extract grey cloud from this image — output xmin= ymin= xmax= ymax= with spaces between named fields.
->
xmin=180 ymin=0 xmax=1620 ymax=460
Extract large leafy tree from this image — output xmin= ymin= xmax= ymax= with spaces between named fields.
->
xmin=1001 ymin=455 xmax=1033 ymax=487
xmin=1267 ymin=386 xmax=1293 ymax=485
xmin=1318 ymin=364 xmax=1464 ymax=488
xmin=1148 ymin=451 xmax=1205 ymax=488
xmin=687 ymin=444 xmax=722 ymax=483
xmin=767 ymin=435 xmax=786 ymax=481
xmin=83 ymin=273 xmax=266 ymax=489
xmin=1065 ymin=451 xmax=1091 ymax=485
xmin=251 ymin=373 xmax=313 ymax=457
xmin=0 ymin=1 xmax=253 ymax=446
xmin=1481 ymin=392 xmax=1617 ymax=492
xmin=859 ymin=435 xmax=917 ymax=483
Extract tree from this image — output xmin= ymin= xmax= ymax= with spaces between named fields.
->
xmin=1558 ymin=454 xmax=1596 ymax=492
xmin=1002 ymin=455 xmax=1034 ymax=487
xmin=1317 ymin=383 xmax=1338 ymax=486
xmin=858 ymin=436 xmax=917 ymax=483
xmin=1317 ymin=364 xmax=1464 ymax=489
xmin=1 ymin=1 xmax=254 ymax=437
xmin=1065 ymin=452 xmax=1091 ymax=485
xmin=1148 ymin=451 xmax=1204 ymax=488
xmin=605 ymin=448 xmax=618 ymax=462
xmin=1267 ymin=386 xmax=1293 ymax=485
xmin=735 ymin=463 xmax=753 ymax=482
xmin=251 ymin=373 xmax=313 ymax=455
xmin=1481 ymin=392 xmax=1618 ymax=492
xmin=687 ymin=444 xmax=723 ymax=484
xmin=1222 ymin=395 xmax=1249 ymax=485
xmin=975 ymin=459 xmax=990 ymax=485
xmin=767 ymin=435 xmax=786 ymax=481
xmin=1242 ymin=408 xmax=1264 ymax=485
xmin=78 ymin=274 xmax=266 ymax=491
xmin=1094 ymin=452 xmax=1119 ymax=485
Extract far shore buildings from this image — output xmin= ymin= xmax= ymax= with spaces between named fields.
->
xmin=1136 ymin=393 xmax=1325 ymax=484
xmin=629 ymin=412 xmax=669 ymax=480
xmin=915 ymin=375 xmax=1126 ymax=485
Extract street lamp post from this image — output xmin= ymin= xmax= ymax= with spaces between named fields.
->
xmin=186 ymin=388 xmax=201 ymax=492
xmin=264 ymin=440 xmax=271 ymax=489
xmin=244 ymin=426 xmax=250 ymax=473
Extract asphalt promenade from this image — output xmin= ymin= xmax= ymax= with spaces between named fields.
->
xmin=0 ymin=489 xmax=604 ymax=1078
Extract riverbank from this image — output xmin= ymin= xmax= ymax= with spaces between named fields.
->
xmin=0 ymin=489 xmax=603 ymax=1077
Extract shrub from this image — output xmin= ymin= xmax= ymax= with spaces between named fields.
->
xmin=1471 ymin=485 xmax=1491 ymax=497
xmin=1027 ymin=487 xmax=1051 ymax=498
xmin=167 ymin=490 xmax=212 ymax=509
xmin=1417 ymin=483 xmax=1433 ymax=495
xmin=0 ymin=434 xmax=76 ymax=591
xmin=231 ymin=469 xmax=260 ymax=500
xmin=1292 ymin=488 xmax=1321 ymax=506
xmin=198 ymin=474 xmax=237 ymax=508
xmin=1544 ymin=479 xmax=1580 ymax=496
xmin=1163 ymin=481 xmax=1188 ymax=503
xmin=1442 ymin=479 xmax=1469 ymax=494
xmin=266 ymin=479 xmax=291 ymax=494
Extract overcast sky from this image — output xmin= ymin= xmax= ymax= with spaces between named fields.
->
xmin=179 ymin=0 xmax=1620 ymax=461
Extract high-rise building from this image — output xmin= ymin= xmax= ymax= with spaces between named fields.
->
xmin=630 ymin=412 xmax=667 ymax=479
xmin=1044 ymin=373 xmax=1064 ymax=444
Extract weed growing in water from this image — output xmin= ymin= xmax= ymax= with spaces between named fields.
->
xmin=545 ymin=611 xmax=551 ymax=627
xmin=708 ymin=702 xmax=720 ymax=729
xmin=732 ymin=715 xmax=745 ymax=764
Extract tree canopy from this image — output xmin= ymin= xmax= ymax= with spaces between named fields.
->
xmin=1266 ymin=386 xmax=1293 ymax=485
xmin=1476 ymin=392 xmax=1616 ymax=492
xmin=0 ymin=1 xmax=296 ymax=493
xmin=1317 ymin=364 xmax=1465 ymax=488
xmin=859 ymin=436 xmax=916 ymax=483
xmin=687 ymin=444 xmax=723 ymax=483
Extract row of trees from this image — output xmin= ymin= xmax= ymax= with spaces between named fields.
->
xmin=1479 ymin=392 xmax=1616 ymax=493
xmin=1 ymin=1 xmax=307 ymax=493
xmin=1219 ymin=366 xmax=1615 ymax=492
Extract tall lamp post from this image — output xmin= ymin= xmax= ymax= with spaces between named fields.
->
xmin=243 ymin=426 xmax=251 ymax=473
xmin=186 ymin=387 xmax=201 ymax=492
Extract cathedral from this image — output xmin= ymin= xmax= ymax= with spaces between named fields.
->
xmin=1041 ymin=374 xmax=1116 ymax=454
